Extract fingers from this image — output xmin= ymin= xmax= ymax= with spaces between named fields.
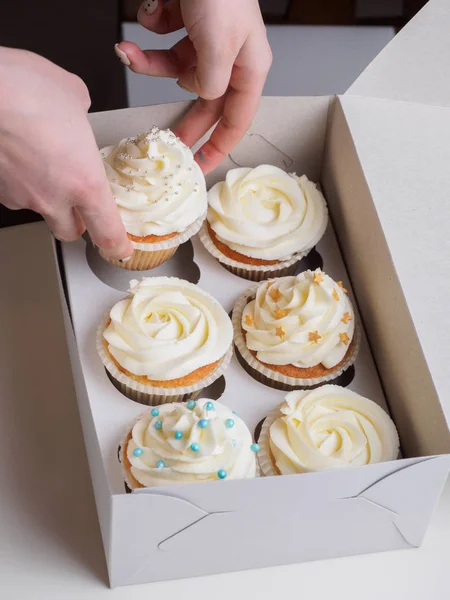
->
xmin=76 ymin=179 xmax=134 ymax=261
xmin=178 ymin=41 xmax=237 ymax=101
xmin=137 ymin=0 xmax=183 ymax=35
xmin=44 ymin=207 xmax=86 ymax=242
xmin=174 ymin=97 xmax=225 ymax=147
xmin=191 ymin=35 xmax=272 ymax=173
xmin=115 ymin=37 xmax=196 ymax=79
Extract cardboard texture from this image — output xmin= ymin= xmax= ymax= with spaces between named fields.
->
xmin=55 ymin=86 xmax=450 ymax=585
xmin=51 ymin=2 xmax=450 ymax=586
xmin=348 ymin=0 xmax=450 ymax=106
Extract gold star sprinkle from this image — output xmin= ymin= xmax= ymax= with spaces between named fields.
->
xmin=245 ymin=314 xmax=254 ymax=327
xmin=309 ymin=331 xmax=321 ymax=344
xmin=341 ymin=312 xmax=352 ymax=324
xmin=339 ymin=332 xmax=350 ymax=346
xmin=269 ymin=287 xmax=282 ymax=302
xmin=332 ymin=288 xmax=340 ymax=301
xmin=313 ymin=271 xmax=324 ymax=285
xmin=337 ymin=281 xmax=348 ymax=294
xmin=267 ymin=280 xmax=274 ymax=288
xmin=274 ymin=308 xmax=288 ymax=319
xmin=276 ymin=326 xmax=286 ymax=339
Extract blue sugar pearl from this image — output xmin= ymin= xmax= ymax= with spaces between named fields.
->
xmin=133 ymin=448 xmax=143 ymax=457
xmin=205 ymin=401 xmax=215 ymax=411
xmin=187 ymin=400 xmax=196 ymax=410
xmin=232 ymin=411 xmax=237 ymax=415
xmin=217 ymin=469 xmax=227 ymax=480
xmin=225 ymin=418 xmax=235 ymax=429
xmin=190 ymin=442 xmax=200 ymax=452
xmin=232 ymin=439 xmax=237 ymax=447
xmin=156 ymin=460 xmax=166 ymax=469
xmin=151 ymin=408 xmax=159 ymax=417
xmin=174 ymin=431 xmax=183 ymax=440
xmin=155 ymin=420 xmax=163 ymax=430
xmin=198 ymin=419 xmax=209 ymax=429
xmin=251 ymin=443 xmax=260 ymax=453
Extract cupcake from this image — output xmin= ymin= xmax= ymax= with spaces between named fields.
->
xmin=199 ymin=165 xmax=328 ymax=281
xmin=97 ymin=277 xmax=233 ymax=405
xmin=119 ymin=399 xmax=258 ymax=488
xmin=100 ymin=126 xmax=207 ymax=270
xmin=232 ymin=269 xmax=360 ymax=389
xmin=258 ymin=386 xmax=399 ymax=476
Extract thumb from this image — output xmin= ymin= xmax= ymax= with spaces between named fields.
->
xmin=137 ymin=0 xmax=183 ymax=34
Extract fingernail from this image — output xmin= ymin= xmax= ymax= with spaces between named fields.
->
xmin=119 ymin=256 xmax=133 ymax=263
xmin=114 ymin=43 xmax=131 ymax=66
xmin=141 ymin=0 xmax=158 ymax=15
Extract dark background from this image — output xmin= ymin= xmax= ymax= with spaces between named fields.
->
xmin=0 ymin=0 xmax=429 ymax=228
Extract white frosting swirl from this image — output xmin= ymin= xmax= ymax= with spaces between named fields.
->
xmin=104 ymin=277 xmax=233 ymax=380
xmin=242 ymin=270 xmax=355 ymax=369
xmin=101 ymin=127 xmax=207 ymax=237
xmin=269 ymin=386 xmax=399 ymax=473
xmin=207 ymin=166 xmax=328 ymax=260
xmin=126 ymin=399 xmax=257 ymax=486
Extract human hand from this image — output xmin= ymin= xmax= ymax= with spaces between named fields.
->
xmin=115 ymin=0 xmax=272 ymax=174
xmin=0 ymin=48 xmax=133 ymax=260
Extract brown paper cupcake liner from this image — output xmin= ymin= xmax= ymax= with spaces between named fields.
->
xmin=232 ymin=284 xmax=361 ymax=390
xmin=258 ymin=407 xmax=283 ymax=477
xmin=100 ymin=213 xmax=206 ymax=271
xmin=198 ymin=223 xmax=307 ymax=281
xmin=96 ymin=314 xmax=233 ymax=406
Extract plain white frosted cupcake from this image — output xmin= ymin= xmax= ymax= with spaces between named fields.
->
xmin=97 ymin=277 xmax=233 ymax=405
xmin=200 ymin=165 xmax=328 ymax=281
xmin=259 ymin=386 xmax=399 ymax=476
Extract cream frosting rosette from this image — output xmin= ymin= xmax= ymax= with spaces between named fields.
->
xmin=233 ymin=269 xmax=360 ymax=388
xmin=97 ymin=277 xmax=233 ymax=404
xmin=258 ymin=386 xmax=399 ymax=476
xmin=200 ymin=166 xmax=328 ymax=281
xmin=120 ymin=399 xmax=258 ymax=488
xmin=101 ymin=127 xmax=207 ymax=238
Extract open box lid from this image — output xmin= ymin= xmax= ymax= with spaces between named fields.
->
xmin=347 ymin=0 xmax=450 ymax=107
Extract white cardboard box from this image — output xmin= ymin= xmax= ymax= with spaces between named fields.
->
xmin=56 ymin=0 xmax=450 ymax=587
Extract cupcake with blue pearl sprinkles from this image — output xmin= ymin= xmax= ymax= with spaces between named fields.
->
xmin=232 ymin=269 xmax=360 ymax=389
xmin=99 ymin=126 xmax=207 ymax=270
xmin=258 ymin=386 xmax=399 ymax=476
xmin=97 ymin=277 xmax=233 ymax=405
xmin=199 ymin=165 xmax=328 ymax=281
xmin=119 ymin=399 xmax=258 ymax=488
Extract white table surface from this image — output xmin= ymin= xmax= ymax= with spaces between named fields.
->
xmin=1 ymin=223 xmax=449 ymax=598
xmin=123 ymin=24 xmax=395 ymax=106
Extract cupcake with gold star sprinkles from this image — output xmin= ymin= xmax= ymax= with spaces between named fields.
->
xmin=232 ymin=269 xmax=360 ymax=389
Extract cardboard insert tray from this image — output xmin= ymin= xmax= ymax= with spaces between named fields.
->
xmin=57 ymin=95 xmax=450 ymax=587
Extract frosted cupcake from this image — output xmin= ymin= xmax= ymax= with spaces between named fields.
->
xmin=199 ymin=166 xmax=328 ymax=281
xmin=232 ymin=269 xmax=360 ymax=389
xmin=258 ymin=386 xmax=399 ymax=476
xmin=100 ymin=127 xmax=207 ymax=270
xmin=97 ymin=277 xmax=233 ymax=405
xmin=120 ymin=399 xmax=258 ymax=488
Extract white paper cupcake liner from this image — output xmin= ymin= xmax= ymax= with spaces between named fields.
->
xmin=96 ymin=313 xmax=233 ymax=406
xmin=99 ymin=213 xmax=206 ymax=271
xmin=257 ymin=407 xmax=282 ymax=477
xmin=198 ymin=223 xmax=306 ymax=281
xmin=232 ymin=284 xmax=361 ymax=390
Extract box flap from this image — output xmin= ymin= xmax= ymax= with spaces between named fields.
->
xmin=347 ymin=0 xmax=450 ymax=107
xmin=338 ymin=94 xmax=450 ymax=434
